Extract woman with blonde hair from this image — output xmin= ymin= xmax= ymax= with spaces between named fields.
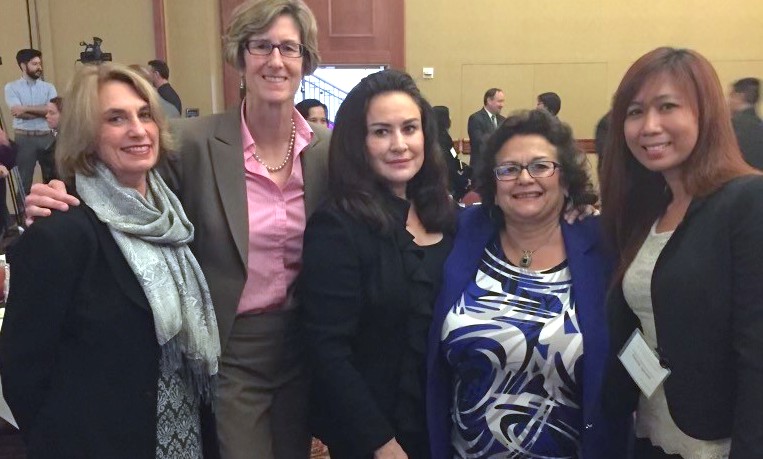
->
xmin=24 ymin=1 xmax=330 ymax=457
xmin=0 ymin=63 xmax=220 ymax=458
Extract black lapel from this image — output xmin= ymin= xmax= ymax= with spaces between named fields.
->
xmin=82 ymin=205 xmax=151 ymax=311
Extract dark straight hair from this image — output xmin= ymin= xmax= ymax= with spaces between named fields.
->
xmin=328 ymin=69 xmax=455 ymax=234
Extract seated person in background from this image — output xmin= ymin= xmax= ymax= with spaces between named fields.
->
xmin=0 ymin=126 xmax=16 ymax=235
xmin=427 ymin=109 xmax=631 ymax=459
xmin=39 ymin=96 xmax=62 ymax=182
xmin=295 ymin=98 xmax=328 ymax=126
xmin=594 ymin=110 xmax=611 ymax=174
xmin=728 ymin=77 xmax=763 ymax=169
xmin=537 ymin=91 xmax=562 ymax=116
xmin=45 ymin=96 xmax=61 ymax=134
xmin=0 ymin=63 xmax=219 ymax=458
xmin=433 ymin=105 xmax=471 ymax=201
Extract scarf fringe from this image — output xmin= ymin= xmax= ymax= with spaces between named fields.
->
xmin=161 ymin=337 xmax=218 ymax=405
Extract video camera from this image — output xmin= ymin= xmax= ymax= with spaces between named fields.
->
xmin=79 ymin=37 xmax=112 ymax=64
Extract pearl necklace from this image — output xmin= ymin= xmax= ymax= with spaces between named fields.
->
xmin=252 ymin=120 xmax=296 ymax=172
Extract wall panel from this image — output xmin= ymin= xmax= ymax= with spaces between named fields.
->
xmin=407 ymin=0 xmax=763 ymax=140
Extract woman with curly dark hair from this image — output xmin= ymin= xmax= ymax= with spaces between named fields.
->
xmin=426 ymin=109 xmax=630 ymax=458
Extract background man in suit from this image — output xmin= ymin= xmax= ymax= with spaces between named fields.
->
xmin=468 ymin=87 xmax=505 ymax=173
xmin=728 ymin=77 xmax=763 ymax=169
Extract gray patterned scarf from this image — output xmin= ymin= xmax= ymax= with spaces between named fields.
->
xmin=76 ymin=162 xmax=220 ymax=400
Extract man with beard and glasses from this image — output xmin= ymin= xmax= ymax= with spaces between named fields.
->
xmin=4 ymin=49 xmax=57 ymax=193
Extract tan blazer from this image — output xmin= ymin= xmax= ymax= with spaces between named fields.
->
xmin=162 ymin=108 xmax=330 ymax=350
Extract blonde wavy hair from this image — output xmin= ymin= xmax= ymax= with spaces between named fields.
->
xmin=56 ymin=62 xmax=176 ymax=182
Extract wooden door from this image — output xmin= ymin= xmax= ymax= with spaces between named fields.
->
xmin=304 ymin=0 xmax=404 ymax=68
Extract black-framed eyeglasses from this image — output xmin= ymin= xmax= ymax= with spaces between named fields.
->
xmin=244 ymin=39 xmax=305 ymax=58
xmin=494 ymin=160 xmax=560 ymax=181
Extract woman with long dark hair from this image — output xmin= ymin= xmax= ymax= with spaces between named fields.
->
xmin=299 ymin=69 xmax=455 ymax=459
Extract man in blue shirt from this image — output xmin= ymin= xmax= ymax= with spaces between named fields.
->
xmin=4 ymin=49 xmax=57 ymax=193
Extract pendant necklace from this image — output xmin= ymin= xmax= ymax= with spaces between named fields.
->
xmin=506 ymin=224 xmax=559 ymax=269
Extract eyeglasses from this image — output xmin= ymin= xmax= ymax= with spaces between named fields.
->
xmin=494 ymin=160 xmax=560 ymax=181
xmin=244 ymin=39 xmax=305 ymax=58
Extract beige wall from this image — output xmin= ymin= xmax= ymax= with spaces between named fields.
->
xmin=164 ymin=0 xmax=225 ymax=116
xmin=5 ymin=0 xmax=763 ymax=135
xmin=1 ymin=0 xmax=226 ymax=120
xmin=39 ymin=0 xmax=155 ymax=94
xmin=1 ymin=0 xmax=154 ymax=197
xmin=406 ymin=0 xmax=763 ymax=141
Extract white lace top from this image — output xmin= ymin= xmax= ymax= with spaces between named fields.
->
xmin=622 ymin=222 xmax=731 ymax=459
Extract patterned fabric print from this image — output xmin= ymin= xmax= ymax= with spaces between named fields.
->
xmin=442 ymin=240 xmax=584 ymax=459
xmin=156 ymin=358 xmax=203 ymax=459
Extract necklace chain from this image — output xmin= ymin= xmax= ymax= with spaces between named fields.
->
xmin=504 ymin=224 xmax=559 ymax=268
xmin=252 ymin=120 xmax=296 ymax=172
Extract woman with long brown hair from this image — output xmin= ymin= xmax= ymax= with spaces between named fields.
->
xmin=600 ymin=47 xmax=763 ymax=458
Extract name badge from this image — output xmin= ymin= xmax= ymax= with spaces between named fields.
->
xmin=618 ymin=329 xmax=670 ymax=398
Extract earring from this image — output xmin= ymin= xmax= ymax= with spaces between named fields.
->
xmin=239 ymin=77 xmax=245 ymax=90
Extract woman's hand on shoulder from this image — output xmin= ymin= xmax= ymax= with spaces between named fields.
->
xmin=374 ymin=438 xmax=408 ymax=459
xmin=563 ymin=201 xmax=599 ymax=224
xmin=24 ymin=179 xmax=80 ymax=226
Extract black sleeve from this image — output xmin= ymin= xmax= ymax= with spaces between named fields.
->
xmin=0 ymin=143 xmax=17 ymax=169
xmin=467 ymin=113 xmax=487 ymax=147
xmin=0 ymin=214 xmax=87 ymax=432
xmin=728 ymin=178 xmax=763 ymax=458
xmin=299 ymin=209 xmax=395 ymax=455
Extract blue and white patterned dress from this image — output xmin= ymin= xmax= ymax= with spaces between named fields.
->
xmin=441 ymin=239 xmax=584 ymax=459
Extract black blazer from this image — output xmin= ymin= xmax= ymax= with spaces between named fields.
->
xmin=603 ymin=176 xmax=763 ymax=458
xmin=0 ymin=204 xmax=162 ymax=458
xmin=732 ymin=107 xmax=763 ymax=170
xmin=298 ymin=198 xmax=452 ymax=458
xmin=467 ymin=108 xmax=504 ymax=173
